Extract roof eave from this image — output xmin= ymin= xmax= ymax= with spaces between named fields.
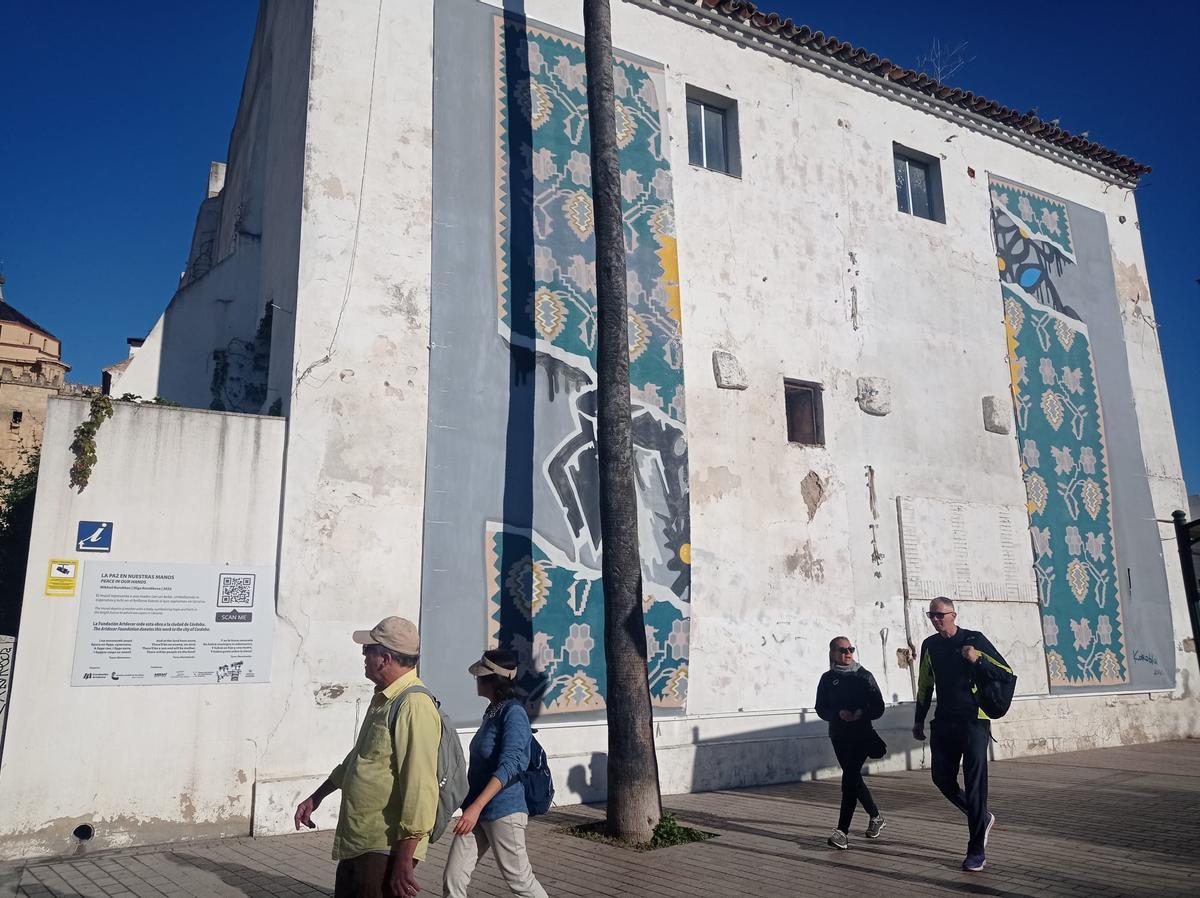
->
xmin=636 ymin=0 xmax=1149 ymax=187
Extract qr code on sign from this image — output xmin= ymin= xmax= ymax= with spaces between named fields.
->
xmin=217 ymin=573 xmax=256 ymax=607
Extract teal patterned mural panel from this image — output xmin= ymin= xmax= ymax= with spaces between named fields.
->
xmin=489 ymin=19 xmax=690 ymax=714
xmin=992 ymin=178 xmax=1129 ymax=688
xmin=1003 ymin=286 xmax=1127 ymax=685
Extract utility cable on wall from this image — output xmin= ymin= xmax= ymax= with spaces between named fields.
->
xmin=293 ymin=0 xmax=384 ymax=395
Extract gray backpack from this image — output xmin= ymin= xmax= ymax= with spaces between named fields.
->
xmin=389 ymin=684 xmax=468 ymax=843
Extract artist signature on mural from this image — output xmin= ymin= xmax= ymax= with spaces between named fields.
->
xmin=1132 ymin=650 xmax=1163 ymax=676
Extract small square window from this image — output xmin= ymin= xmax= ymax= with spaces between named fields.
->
xmin=686 ymin=87 xmax=740 ymax=176
xmin=893 ymin=144 xmax=945 ymax=222
xmin=784 ymin=379 xmax=824 ymax=446
xmin=10 ymin=410 xmax=22 ymax=427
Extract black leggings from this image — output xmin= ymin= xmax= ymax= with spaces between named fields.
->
xmin=832 ymin=733 xmax=879 ymax=833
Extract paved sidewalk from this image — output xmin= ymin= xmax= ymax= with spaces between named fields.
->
xmin=7 ymin=740 xmax=1200 ymax=897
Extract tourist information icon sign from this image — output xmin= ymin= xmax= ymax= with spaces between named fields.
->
xmin=76 ymin=521 xmax=113 ymax=553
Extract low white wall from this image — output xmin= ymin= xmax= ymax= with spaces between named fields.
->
xmin=0 ymin=398 xmax=285 ymax=860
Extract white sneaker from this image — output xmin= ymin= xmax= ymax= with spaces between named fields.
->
xmin=827 ymin=829 xmax=849 ymax=850
xmin=865 ymin=815 xmax=887 ymax=839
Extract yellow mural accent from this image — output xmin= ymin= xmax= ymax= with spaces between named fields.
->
xmin=657 ymin=234 xmax=683 ymax=332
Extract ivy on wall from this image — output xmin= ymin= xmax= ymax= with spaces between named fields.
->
xmin=68 ymin=394 xmax=113 ymax=492
xmin=67 ymin=394 xmax=182 ymax=492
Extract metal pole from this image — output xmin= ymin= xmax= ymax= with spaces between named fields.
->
xmin=1171 ymin=510 xmax=1200 ymax=668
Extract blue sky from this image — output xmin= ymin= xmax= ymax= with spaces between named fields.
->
xmin=1 ymin=1 xmax=1196 ymax=492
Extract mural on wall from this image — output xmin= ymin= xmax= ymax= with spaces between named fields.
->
xmin=210 ymin=303 xmax=272 ymax=413
xmin=490 ymin=19 xmax=690 ymax=713
xmin=990 ymin=178 xmax=1129 ymax=687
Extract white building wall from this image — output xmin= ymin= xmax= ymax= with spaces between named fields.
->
xmin=0 ymin=399 xmax=285 ymax=859
xmin=252 ymin=0 xmax=1200 ymax=831
xmin=115 ymin=242 xmax=263 ymax=406
xmin=250 ymin=0 xmax=438 ymax=816
xmin=119 ymin=0 xmax=311 ymax=414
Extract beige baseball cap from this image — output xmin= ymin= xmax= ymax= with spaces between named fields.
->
xmin=352 ymin=616 xmax=420 ymax=655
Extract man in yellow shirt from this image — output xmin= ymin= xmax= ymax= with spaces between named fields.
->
xmin=295 ymin=617 xmax=441 ymax=898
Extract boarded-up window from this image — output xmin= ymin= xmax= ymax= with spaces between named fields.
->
xmin=784 ymin=379 xmax=824 ymax=446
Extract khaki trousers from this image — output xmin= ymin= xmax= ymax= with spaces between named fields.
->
xmin=442 ymin=813 xmax=548 ymax=898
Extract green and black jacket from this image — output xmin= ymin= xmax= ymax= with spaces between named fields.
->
xmin=914 ymin=627 xmax=1013 ymax=725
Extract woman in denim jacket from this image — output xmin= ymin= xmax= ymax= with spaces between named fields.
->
xmin=442 ymin=650 xmax=549 ymax=898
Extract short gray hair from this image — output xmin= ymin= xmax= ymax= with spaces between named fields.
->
xmin=931 ymin=596 xmax=956 ymax=610
xmin=370 ymin=645 xmax=419 ymax=668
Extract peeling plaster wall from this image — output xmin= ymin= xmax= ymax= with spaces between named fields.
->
xmin=432 ymin=0 xmax=1197 ymax=788
xmin=248 ymin=0 xmax=438 ymax=815
xmin=246 ymin=0 xmax=1199 ymax=821
xmin=119 ymin=0 xmax=310 ymax=414
xmin=0 ymin=399 xmax=284 ymax=860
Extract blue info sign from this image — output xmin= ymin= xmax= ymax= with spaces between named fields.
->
xmin=76 ymin=521 xmax=113 ymax=553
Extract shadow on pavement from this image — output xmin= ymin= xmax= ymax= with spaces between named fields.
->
xmin=169 ymin=852 xmax=331 ymax=897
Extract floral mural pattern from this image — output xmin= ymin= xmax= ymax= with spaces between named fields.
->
xmin=993 ymin=178 xmax=1129 ymax=687
xmin=488 ymin=19 xmax=690 ymax=713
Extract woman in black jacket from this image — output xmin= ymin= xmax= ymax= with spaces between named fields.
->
xmin=815 ymin=636 xmax=887 ymax=849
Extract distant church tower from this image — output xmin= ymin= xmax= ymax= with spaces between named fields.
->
xmin=0 ymin=274 xmax=76 ymax=472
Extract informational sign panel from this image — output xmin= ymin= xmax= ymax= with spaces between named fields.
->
xmin=0 ymin=634 xmax=14 ymax=738
xmin=71 ymin=562 xmax=274 ymax=686
xmin=45 ymin=559 xmax=79 ymax=597
xmin=897 ymin=497 xmax=1038 ymax=603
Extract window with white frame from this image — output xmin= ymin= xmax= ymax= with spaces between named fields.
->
xmin=686 ymin=87 xmax=740 ymax=176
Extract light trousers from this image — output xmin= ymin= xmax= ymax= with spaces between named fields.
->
xmin=442 ymin=812 xmax=548 ymax=898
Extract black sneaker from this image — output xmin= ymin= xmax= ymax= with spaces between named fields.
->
xmin=865 ymin=815 xmax=887 ymax=839
xmin=962 ymin=851 xmax=986 ymax=872
xmin=827 ymin=829 xmax=849 ymax=850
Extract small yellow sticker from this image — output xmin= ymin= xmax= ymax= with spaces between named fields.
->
xmin=45 ymin=559 xmax=79 ymax=597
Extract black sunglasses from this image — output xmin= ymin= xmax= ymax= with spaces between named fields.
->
xmin=836 ymin=646 xmax=856 ymax=654
xmin=927 ymin=611 xmax=954 ymax=620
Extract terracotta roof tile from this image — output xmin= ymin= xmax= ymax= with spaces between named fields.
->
xmin=688 ymin=0 xmax=1150 ymax=181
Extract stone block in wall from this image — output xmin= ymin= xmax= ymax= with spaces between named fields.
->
xmin=982 ymin=395 xmax=1012 ymax=434
xmin=856 ymin=376 xmax=891 ymax=416
xmin=712 ymin=350 xmax=749 ymax=390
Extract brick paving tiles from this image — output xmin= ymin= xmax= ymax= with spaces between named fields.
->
xmin=3 ymin=739 xmax=1198 ymax=897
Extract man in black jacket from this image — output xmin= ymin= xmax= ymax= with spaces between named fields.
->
xmin=913 ymin=596 xmax=1013 ymax=872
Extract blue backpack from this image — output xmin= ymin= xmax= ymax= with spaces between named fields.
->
xmin=503 ymin=702 xmax=554 ymax=816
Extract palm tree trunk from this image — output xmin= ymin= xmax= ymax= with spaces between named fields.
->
xmin=582 ymin=0 xmax=662 ymax=844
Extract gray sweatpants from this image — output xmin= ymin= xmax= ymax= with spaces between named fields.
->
xmin=442 ymin=812 xmax=548 ymax=898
